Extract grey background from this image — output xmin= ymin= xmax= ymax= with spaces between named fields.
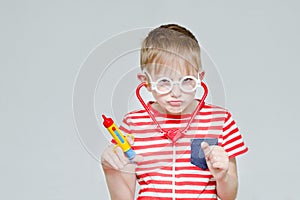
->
xmin=1 ymin=0 xmax=299 ymax=199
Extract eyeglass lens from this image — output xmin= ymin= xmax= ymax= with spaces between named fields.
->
xmin=156 ymin=76 xmax=197 ymax=93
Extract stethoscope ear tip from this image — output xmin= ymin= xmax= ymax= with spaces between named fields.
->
xmin=142 ymin=81 xmax=150 ymax=87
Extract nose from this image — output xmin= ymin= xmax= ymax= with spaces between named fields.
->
xmin=170 ymin=83 xmax=181 ymax=97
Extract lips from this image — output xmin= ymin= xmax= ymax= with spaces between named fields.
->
xmin=167 ymin=100 xmax=183 ymax=106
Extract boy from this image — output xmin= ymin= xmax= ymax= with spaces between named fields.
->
xmin=101 ymin=24 xmax=248 ymax=200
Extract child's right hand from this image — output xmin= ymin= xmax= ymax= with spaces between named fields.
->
xmin=101 ymin=136 xmax=143 ymax=173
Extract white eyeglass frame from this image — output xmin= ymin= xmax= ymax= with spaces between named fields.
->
xmin=143 ymin=70 xmax=201 ymax=94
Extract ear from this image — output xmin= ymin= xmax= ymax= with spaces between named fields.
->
xmin=137 ymin=73 xmax=151 ymax=92
xmin=137 ymin=72 xmax=147 ymax=82
xmin=198 ymin=70 xmax=205 ymax=81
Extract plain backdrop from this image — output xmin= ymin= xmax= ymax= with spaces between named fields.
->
xmin=1 ymin=0 xmax=299 ymax=199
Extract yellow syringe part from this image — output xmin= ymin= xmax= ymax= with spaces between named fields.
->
xmin=102 ymin=114 xmax=136 ymax=160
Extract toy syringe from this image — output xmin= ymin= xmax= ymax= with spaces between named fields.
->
xmin=102 ymin=114 xmax=136 ymax=160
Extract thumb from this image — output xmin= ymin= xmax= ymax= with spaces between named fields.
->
xmin=126 ymin=134 xmax=135 ymax=145
xmin=201 ymin=141 xmax=211 ymax=158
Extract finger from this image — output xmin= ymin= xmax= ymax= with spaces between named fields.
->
xmin=132 ymin=154 xmax=144 ymax=163
xmin=102 ymin=155 xmax=118 ymax=170
xmin=209 ymin=149 xmax=229 ymax=170
xmin=212 ymin=162 xmax=226 ymax=169
xmin=126 ymin=134 xmax=135 ymax=145
xmin=107 ymin=145 xmax=127 ymax=169
xmin=201 ymin=141 xmax=212 ymax=158
xmin=209 ymin=156 xmax=225 ymax=169
xmin=209 ymin=153 xmax=218 ymax=163
xmin=101 ymin=150 xmax=120 ymax=170
xmin=210 ymin=147 xmax=228 ymax=162
xmin=114 ymin=146 xmax=129 ymax=165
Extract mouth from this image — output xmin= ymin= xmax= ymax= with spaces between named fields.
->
xmin=167 ymin=100 xmax=183 ymax=107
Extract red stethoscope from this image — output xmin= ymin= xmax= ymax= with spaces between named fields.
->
xmin=136 ymin=81 xmax=208 ymax=143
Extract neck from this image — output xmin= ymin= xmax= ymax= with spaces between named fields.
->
xmin=152 ymin=99 xmax=198 ymax=115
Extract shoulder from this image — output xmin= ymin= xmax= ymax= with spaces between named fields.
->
xmin=124 ymin=108 xmax=148 ymax=117
xmin=201 ymin=103 xmax=229 ymax=114
xmin=202 ymin=103 xmax=227 ymax=111
xmin=122 ymin=108 xmax=149 ymax=122
xmin=200 ymin=103 xmax=237 ymax=123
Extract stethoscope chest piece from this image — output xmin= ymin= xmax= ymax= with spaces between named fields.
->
xmin=163 ymin=128 xmax=183 ymax=143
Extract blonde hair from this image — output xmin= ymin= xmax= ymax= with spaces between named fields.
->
xmin=140 ymin=24 xmax=201 ymax=75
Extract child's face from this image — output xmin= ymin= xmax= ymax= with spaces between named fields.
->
xmin=140 ymin=64 xmax=203 ymax=115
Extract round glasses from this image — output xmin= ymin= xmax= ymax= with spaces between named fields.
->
xmin=144 ymin=71 xmax=201 ymax=94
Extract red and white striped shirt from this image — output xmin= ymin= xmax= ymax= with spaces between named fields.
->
xmin=119 ymin=102 xmax=248 ymax=200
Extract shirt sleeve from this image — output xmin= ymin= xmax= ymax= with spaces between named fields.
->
xmin=119 ymin=114 xmax=132 ymax=135
xmin=221 ymin=111 xmax=248 ymax=158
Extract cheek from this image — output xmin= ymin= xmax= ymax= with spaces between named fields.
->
xmin=183 ymin=92 xmax=196 ymax=101
xmin=152 ymin=92 xmax=167 ymax=102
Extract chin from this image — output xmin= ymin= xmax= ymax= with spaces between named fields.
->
xmin=166 ymin=107 xmax=184 ymax=115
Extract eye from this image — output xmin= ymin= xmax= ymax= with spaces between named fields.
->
xmin=182 ymin=77 xmax=193 ymax=82
xmin=158 ymin=79 xmax=170 ymax=85
xmin=157 ymin=78 xmax=171 ymax=87
xmin=160 ymin=79 xmax=169 ymax=83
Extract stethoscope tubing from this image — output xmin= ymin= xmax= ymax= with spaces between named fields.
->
xmin=136 ymin=81 xmax=208 ymax=142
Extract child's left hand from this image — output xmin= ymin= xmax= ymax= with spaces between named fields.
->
xmin=201 ymin=142 xmax=229 ymax=181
